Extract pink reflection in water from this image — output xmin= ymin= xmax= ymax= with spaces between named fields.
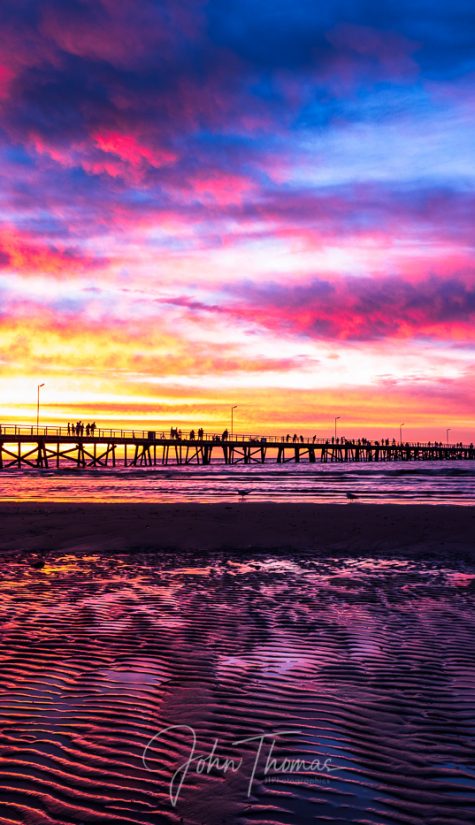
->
xmin=0 ymin=551 xmax=474 ymax=824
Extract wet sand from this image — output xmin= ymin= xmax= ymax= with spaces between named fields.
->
xmin=0 ymin=501 xmax=474 ymax=558
xmin=0 ymin=549 xmax=475 ymax=824
xmin=1 ymin=505 xmax=475 ymax=823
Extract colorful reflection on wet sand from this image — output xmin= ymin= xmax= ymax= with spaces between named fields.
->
xmin=0 ymin=551 xmax=474 ymax=824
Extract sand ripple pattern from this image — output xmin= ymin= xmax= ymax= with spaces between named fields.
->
xmin=0 ymin=552 xmax=475 ymax=824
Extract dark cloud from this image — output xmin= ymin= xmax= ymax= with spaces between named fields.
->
xmin=225 ymin=275 xmax=475 ymax=341
xmin=1 ymin=0 xmax=473 ymax=161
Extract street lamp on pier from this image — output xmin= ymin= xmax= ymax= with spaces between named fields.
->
xmin=231 ymin=405 xmax=238 ymax=439
xmin=446 ymin=428 xmax=451 ymax=444
xmin=334 ymin=416 xmax=341 ymax=439
xmin=37 ymin=383 xmax=45 ymax=431
xmin=399 ymin=423 xmax=405 ymax=444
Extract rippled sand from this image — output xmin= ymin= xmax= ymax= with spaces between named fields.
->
xmin=1 ymin=551 xmax=475 ymax=824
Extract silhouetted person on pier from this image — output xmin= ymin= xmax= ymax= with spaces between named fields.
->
xmin=67 ymin=423 xmax=71 ymax=436
xmin=190 ymin=429 xmax=195 ymax=440
xmin=86 ymin=424 xmax=90 ymax=436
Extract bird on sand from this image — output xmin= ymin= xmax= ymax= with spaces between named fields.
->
xmin=346 ymin=491 xmax=358 ymax=500
xmin=237 ymin=489 xmax=251 ymax=499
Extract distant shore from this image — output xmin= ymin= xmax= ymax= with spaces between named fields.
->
xmin=1 ymin=502 xmax=474 ymax=559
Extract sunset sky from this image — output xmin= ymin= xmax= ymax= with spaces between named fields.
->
xmin=1 ymin=0 xmax=474 ymax=440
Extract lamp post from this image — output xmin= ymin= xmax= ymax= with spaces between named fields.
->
xmin=446 ymin=428 xmax=451 ymax=444
xmin=334 ymin=416 xmax=341 ymax=439
xmin=400 ymin=423 xmax=405 ymax=444
xmin=231 ymin=405 xmax=238 ymax=439
xmin=37 ymin=383 xmax=45 ymax=431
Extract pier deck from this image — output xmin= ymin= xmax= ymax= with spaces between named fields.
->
xmin=0 ymin=425 xmax=473 ymax=469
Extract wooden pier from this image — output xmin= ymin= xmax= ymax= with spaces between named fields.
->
xmin=0 ymin=425 xmax=473 ymax=469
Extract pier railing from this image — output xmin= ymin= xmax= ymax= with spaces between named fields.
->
xmin=1 ymin=423 xmax=473 ymax=469
xmin=0 ymin=423 xmax=470 ymax=449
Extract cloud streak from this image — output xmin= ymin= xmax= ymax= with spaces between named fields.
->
xmin=223 ymin=275 xmax=475 ymax=341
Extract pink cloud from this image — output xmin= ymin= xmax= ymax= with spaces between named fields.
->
xmin=0 ymin=225 xmax=106 ymax=277
xmin=0 ymin=64 xmax=15 ymax=100
xmin=189 ymin=172 xmax=257 ymax=205
xmin=219 ymin=275 xmax=475 ymax=342
xmin=93 ymin=131 xmax=177 ymax=173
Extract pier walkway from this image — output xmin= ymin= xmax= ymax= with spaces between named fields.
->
xmin=0 ymin=425 xmax=473 ymax=469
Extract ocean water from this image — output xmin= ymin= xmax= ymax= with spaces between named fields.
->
xmin=0 ymin=459 xmax=474 ymax=503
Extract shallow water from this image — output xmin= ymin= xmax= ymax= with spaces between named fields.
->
xmin=1 ymin=551 xmax=474 ymax=824
xmin=0 ymin=459 xmax=475 ymax=504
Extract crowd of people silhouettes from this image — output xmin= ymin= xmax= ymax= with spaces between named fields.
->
xmin=60 ymin=423 xmax=472 ymax=450
xmin=67 ymin=421 xmax=96 ymax=437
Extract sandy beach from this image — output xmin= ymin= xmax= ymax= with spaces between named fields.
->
xmin=1 ymin=501 xmax=474 ymax=558
xmin=1 ymin=503 xmax=475 ymax=824
xmin=1 ymin=536 xmax=475 ymax=824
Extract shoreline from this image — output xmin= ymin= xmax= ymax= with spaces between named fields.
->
xmin=1 ymin=501 xmax=474 ymax=559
